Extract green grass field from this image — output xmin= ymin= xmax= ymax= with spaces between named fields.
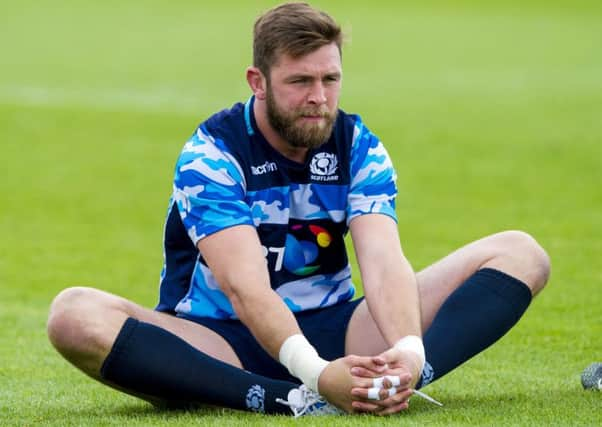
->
xmin=1 ymin=1 xmax=600 ymax=425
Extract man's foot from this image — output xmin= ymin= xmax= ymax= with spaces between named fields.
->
xmin=276 ymin=384 xmax=344 ymax=417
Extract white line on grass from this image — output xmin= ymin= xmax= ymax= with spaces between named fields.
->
xmin=0 ymin=85 xmax=209 ymax=114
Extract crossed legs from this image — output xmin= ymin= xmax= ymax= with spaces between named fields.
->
xmin=47 ymin=229 xmax=550 ymax=408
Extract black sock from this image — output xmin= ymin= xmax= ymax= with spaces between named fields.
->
xmin=100 ymin=317 xmax=298 ymax=414
xmin=418 ymin=268 xmax=532 ymax=388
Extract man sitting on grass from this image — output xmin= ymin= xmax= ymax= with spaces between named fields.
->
xmin=47 ymin=2 xmax=550 ymax=417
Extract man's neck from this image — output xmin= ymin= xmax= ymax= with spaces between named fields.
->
xmin=253 ymin=99 xmax=309 ymax=164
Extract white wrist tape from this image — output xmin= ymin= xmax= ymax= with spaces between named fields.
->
xmin=393 ymin=335 xmax=425 ymax=372
xmin=279 ymin=334 xmax=329 ymax=393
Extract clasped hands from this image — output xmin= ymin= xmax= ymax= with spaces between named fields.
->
xmin=318 ymin=347 xmax=423 ymax=415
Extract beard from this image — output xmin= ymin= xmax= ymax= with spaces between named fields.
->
xmin=265 ymin=86 xmax=338 ymax=150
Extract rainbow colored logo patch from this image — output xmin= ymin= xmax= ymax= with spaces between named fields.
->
xmin=283 ymin=225 xmax=332 ymax=276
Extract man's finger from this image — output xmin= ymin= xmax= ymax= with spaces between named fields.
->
xmin=382 ymin=388 xmax=413 ymax=405
xmin=352 ymin=393 xmax=410 ymax=415
xmin=375 ymin=401 xmax=409 ymax=416
xmin=373 ymin=375 xmax=401 ymax=389
xmin=351 ymin=400 xmax=381 ymax=413
xmin=367 ymin=387 xmax=398 ymax=400
xmin=350 ymin=366 xmax=387 ymax=382
xmin=351 ymin=387 xmax=391 ymax=405
xmin=376 ymin=346 xmax=403 ymax=364
xmin=350 ymin=370 xmax=413 ymax=389
xmin=348 ymin=355 xmax=388 ymax=372
xmin=351 ymin=386 xmax=412 ymax=404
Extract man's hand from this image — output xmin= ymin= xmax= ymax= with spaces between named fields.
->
xmin=348 ymin=347 xmax=423 ymax=415
xmin=317 ymin=354 xmax=417 ymax=415
xmin=317 ymin=355 xmax=386 ymax=413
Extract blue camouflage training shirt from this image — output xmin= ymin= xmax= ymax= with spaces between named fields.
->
xmin=156 ymin=96 xmax=397 ymax=319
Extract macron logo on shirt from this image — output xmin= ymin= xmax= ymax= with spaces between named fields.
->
xmin=251 ymin=161 xmax=278 ymax=175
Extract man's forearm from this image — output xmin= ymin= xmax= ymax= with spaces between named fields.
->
xmin=228 ymin=284 xmax=329 ymax=391
xmin=198 ymin=225 xmax=302 ymax=360
xmin=228 ymin=286 xmax=300 ymax=359
xmin=363 ymin=256 xmax=422 ymax=346
xmin=349 ymin=214 xmax=423 ymax=360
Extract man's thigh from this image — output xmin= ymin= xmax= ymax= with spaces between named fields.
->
xmin=413 ymin=230 xmax=547 ymax=329
xmin=120 ymin=300 xmax=243 ymax=369
xmin=48 ymin=287 xmax=243 ymax=379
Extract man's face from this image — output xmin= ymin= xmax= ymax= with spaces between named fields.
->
xmin=265 ymin=43 xmax=342 ymax=150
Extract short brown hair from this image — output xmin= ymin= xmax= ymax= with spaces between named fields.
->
xmin=253 ymin=2 xmax=343 ymax=78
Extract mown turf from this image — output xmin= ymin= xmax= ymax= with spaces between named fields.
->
xmin=1 ymin=1 xmax=600 ymax=425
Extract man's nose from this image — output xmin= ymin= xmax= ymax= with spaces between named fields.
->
xmin=307 ymin=82 xmax=327 ymax=105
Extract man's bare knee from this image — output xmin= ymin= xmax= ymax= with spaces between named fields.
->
xmin=47 ymin=287 xmax=128 ymax=377
xmin=493 ymin=230 xmax=551 ymax=294
xmin=48 ymin=287 xmax=103 ymax=350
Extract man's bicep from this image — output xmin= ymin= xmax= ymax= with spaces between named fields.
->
xmin=173 ymin=130 xmax=251 ymax=244
xmin=174 ymin=187 xmax=254 ymax=245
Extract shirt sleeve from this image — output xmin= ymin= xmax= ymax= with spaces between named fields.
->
xmin=346 ymin=118 xmax=398 ymax=224
xmin=172 ymin=124 xmax=253 ymax=245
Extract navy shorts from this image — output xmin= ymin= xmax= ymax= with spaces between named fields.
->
xmin=179 ymin=298 xmax=364 ymax=383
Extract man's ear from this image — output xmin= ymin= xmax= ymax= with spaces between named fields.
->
xmin=246 ymin=66 xmax=267 ymax=100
